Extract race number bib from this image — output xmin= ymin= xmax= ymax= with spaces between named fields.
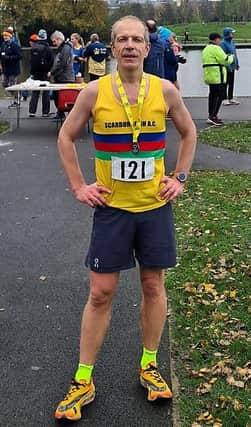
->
xmin=111 ymin=157 xmax=154 ymax=182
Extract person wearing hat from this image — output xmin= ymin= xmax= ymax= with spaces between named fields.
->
xmin=202 ymin=32 xmax=234 ymax=126
xmin=221 ymin=27 xmax=240 ymax=105
xmin=28 ymin=29 xmax=54 ymax=118
xmin=0 ymin=28 xmax=22 ymax=108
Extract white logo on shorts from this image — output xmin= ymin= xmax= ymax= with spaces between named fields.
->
xmin=94 ymin=258 xmax=99 ymax=269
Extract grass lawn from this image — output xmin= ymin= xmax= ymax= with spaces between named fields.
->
xmin=166 ymin=170 xmax=251 ymax=427
xmin=169 ymin=22 xmax=251 ymax=43
xmin=198 ymin=121 xmax=251 ymax=154
xmin=0 ymin=120 xmax=9 ymax=134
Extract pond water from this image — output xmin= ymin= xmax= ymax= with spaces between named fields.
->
xmin=2 ymin=48 xmax=251 ymax=98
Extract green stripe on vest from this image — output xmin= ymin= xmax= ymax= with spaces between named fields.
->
xmin=95 ymin=148 xmax=166 ymax=161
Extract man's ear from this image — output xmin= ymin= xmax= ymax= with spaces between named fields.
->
xmin=111 ymin=43 xmax=116 ymax=59
xmin=144 ymin=42 xmax=150 ymax=58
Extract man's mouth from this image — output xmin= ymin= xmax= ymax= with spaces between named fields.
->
xmin=123 ymin=54 xmax=137 ymax=59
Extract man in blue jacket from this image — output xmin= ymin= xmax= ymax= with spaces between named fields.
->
xmin=143 ymin=20 xmax=165 ymax=78
xmin=0 ymin=27 xmax=22 ymax=108
xmin=221 ymin=27 xmax=240 ymax=105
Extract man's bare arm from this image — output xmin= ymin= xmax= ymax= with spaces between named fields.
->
xmin=57 ymin=81 xmax=111 ymax=207
xmin=159 ymin=80 xmax=197 ymax=201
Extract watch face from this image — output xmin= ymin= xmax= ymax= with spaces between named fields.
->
xmin=176 ymin=172 xmax=187 ymax=183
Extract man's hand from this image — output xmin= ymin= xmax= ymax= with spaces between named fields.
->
xmin=73 ymin=183 xmax=111 ymax=208
xmin=159 ymin=176 xmax=185 ymax=202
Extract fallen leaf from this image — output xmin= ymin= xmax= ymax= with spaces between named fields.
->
xmin=196 ymin=382 xmax=212 ymax=395
xmin=227 ymin=375 xmax=245 ymax=388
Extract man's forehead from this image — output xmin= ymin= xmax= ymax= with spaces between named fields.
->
xmin=115 ymin=20 xmax=145 ymax=37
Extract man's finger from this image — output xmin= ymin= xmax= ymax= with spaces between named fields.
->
xmin=97 ymin=185 xmax=112 ymax=194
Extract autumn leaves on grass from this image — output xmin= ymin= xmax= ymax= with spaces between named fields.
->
xmin=167 ymin=171 xmax=251 ymax=426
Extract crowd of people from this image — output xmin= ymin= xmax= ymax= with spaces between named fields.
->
xmin=0 ymin=22 xmax=240 ymax=123
xmin=0 ymin=27 xmax=109 ymax=119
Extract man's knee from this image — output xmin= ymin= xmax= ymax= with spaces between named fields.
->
xmin=141 ymin=270 xmax=165 ymax=300
xmin=88 ymin=286 xmax=114 ymax=308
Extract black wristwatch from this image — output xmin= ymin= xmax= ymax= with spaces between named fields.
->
xmin=175 ymin=172 xmax=188 ymax=184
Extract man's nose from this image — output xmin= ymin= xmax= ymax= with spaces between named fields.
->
xmin=125 ymin=38 xmax=134 ymax=48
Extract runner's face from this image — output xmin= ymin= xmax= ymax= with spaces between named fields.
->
xmin=112 ymin=20 xmax=150 ymax=70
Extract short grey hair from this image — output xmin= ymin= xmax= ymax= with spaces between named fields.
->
xmin=111 ymin=15 xmax=149 ymax=44
xmin=51 ymin=30 xmax=65 ymax=42
xmin=90 ymin=33 xmax=99 ymax=43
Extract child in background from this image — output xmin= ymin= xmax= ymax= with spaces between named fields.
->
xmin=169 ymin=32 xmax=186 ymax=90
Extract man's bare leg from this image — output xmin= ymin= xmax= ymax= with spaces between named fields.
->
xmin=140 ymin=268 xmax=167 ymax=350
xmin=55 ymin=271 xmax=119 ymax=420
xmin=79 ymin=271 xmax=120 ymax=365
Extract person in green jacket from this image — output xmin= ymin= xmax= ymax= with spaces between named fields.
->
xmin=202 ymin=32 xmax=234 ymax=125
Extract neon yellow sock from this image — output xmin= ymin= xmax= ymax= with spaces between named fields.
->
xmin=75 ymin=363 xmax=94 ymax=383
xmin=140 ymin=347 xmax=157 ymax=369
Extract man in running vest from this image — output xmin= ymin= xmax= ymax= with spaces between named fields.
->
xmin=55 ymin=15 xmax=196 ymax=422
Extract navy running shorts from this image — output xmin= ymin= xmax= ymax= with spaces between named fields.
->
xmin=85 ymin=203 xmax=176 ymax=273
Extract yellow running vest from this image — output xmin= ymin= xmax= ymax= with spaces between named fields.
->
xmin=93 ymin=73 xmax=168 ymax=213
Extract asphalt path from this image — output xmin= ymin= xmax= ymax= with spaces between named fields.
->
xmin=0 ymin=96 xmax=250 ymax=427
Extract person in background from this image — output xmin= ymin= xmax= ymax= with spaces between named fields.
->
xmin=6 ymin=26 xmax=28 ymax=101
xmin=70 ymin=33 xmax=86 ymax=79
xmin=202 ymin=32 xmax=234 ymax=126
xmin=169 ymin=32 xmax=186 ymax=90
xmin=158 ymin=27 xmax=186 ymax=88
xmin=83 ymin=33 xmax=109 ymax=81
xmin=28 ymin=29 xmax=54 ymax=118
xmin=143 ymin=19 xmax=166 ymax=78
xmin=54 ymin=15 xmax=196 ymax=422
xmin=170 ymin=32 xmax=182 ymax=56
xmin=0 ymin=27 xmax=22 ymax=108
xmin=221 ymin=27 xmax=240 ymax=105
xmin=183 ymin=30 xmax=190 ymax=43
xmin=48 ymin=30 xmax=75 ymax=120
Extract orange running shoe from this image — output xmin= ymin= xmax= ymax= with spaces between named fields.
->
xmin=55 ymin=378 xmax=95 ymax=421
xmin=140 ymin=363 xmax=172 ymax=401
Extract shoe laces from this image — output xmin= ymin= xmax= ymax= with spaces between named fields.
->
xmin=63 ymin=379 xmax=87 ymax=401
xmin=144 ymin=364 xmax=164 ymax=384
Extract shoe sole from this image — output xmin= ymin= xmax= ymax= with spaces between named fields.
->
xmin=140 ymin=377 xmax=172 ymax=401
xmin=207 ymin=119 xmax=222 ymax=126
xmin=55 ymin=392 xmax=95 ymax=421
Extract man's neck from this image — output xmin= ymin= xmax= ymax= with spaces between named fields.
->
xmin=117 ymin=68 xmax=143 ymax=84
